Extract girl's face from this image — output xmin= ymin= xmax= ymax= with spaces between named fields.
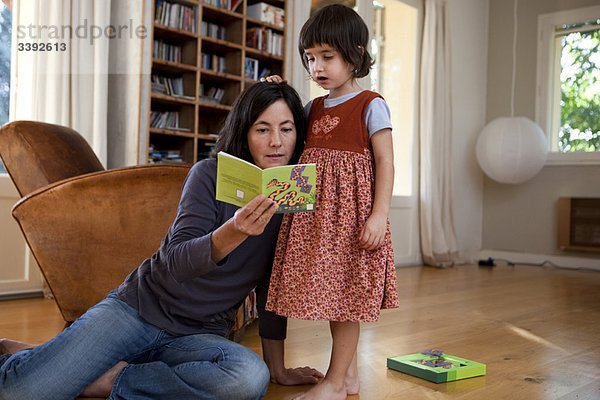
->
xmin=304 ymin=43 xmax=355 ymax=97
xmin=248 ymin=99 xmax=297 ymax=169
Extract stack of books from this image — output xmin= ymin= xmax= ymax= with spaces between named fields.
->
xmin=247 ymin=2 xmax=284 ymax=28
xmin=246 ymin=27 xmax=284 ymax=56
xmin=153 ymin=40 xmax=182 ymax=63
xmin=155 ymin=0 xmax=197 ymax=33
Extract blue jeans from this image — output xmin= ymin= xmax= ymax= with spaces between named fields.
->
xmin=0 ymin=292 xmax=269 ymax=399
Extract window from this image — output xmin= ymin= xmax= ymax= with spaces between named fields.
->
xmin=308 ymin=0 xmax=419 ymax=196
xmin=369 ymin=0 xmax=418 ymax=197
xmin=537 ymin=6 xmax=600 ymax=164
xmin=0 ymin=0 xmax=11 ymax=174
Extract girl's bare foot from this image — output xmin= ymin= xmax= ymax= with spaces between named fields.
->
xmin=292 ymin=379 xmax=347 ymax=400
xmin=345 ymin=366 xmax=360 ymax=395
xmin=0 ymin=338 xmax=34 ymax=355
xmin=80 ymin=361 xmax=128 ymax=398
xmin=345 ymin=350 xmax=359 ymax=395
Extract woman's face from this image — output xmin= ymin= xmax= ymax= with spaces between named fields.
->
xmin=248 ymin=99 xmax=297 ymax=169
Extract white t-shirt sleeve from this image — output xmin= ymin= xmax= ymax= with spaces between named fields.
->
xmin=366 ymin=97 xmax=392 ymax=137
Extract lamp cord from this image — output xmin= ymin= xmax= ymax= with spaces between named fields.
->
xmin=511 ymin=0 xmax=518 ymax=117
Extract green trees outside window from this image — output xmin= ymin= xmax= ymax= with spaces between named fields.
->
xmin=558 ymin=23 xmax=600 ymax=152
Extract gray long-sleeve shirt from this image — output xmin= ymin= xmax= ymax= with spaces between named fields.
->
xmin=117 ymin=158 xmax=287 ymax=339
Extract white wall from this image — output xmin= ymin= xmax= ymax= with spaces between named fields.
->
xmin=484 ymin=0 xmax=600 ymax=262
xmin=447 ymin=0 xmax=489 ymax=263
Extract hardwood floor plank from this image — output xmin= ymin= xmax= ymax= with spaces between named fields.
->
xmin=1 ymin=265 xmax=598 ymax=399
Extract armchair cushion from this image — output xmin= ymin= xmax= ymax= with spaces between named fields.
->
xmin=0 ymin=121 xmax=105 ymax=197
xmin=12 ymin=164 xmax=190 ymax=321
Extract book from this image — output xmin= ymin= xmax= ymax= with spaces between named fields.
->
xmin=216 ymin=151 xmax=317 ymax=213
xmin=230 ymin=0 xmax=242 ymax=12
xmin=247 ymin=2 xmax=285 ymax=28
xmin=387 ymin=350 xmax=486 ymax=383
xmin=244 ymin=57 xmax=259 ymax=81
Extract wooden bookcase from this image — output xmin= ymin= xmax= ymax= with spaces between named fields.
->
xmin=147 ymin=0 xmax=287 ymax=338
xmin=148 ymin=0 xmax=287 ymax=164
xmin=557 ymin=197 xmax=600 ymax=253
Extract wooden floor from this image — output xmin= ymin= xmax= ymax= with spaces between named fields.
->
xmin=1 ymin=264 xmax=599 ymax=399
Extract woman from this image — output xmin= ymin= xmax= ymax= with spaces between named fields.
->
xmin=0 ymin=82 xmax=322 ymax=400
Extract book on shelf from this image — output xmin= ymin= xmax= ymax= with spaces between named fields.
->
xmin=247 ymin=2 xmax=285 ymax=28
xmin=216 ymin=152 xmax=317 ymax=213
xmin=148 ymin=147 xmax=184 ymax=163
xmin=153 ymin=40 xmax=182 ymax=63
xmin=155 ymin=0 xmax=197 ymax=33
xmin=230 ymin=0 xmax=242 ymax=12
xmin=387 ymin=350 xmax=486 ymax=383
xmin=202 ymin=0 xmax=242 ymax=12
xmin=202 ymin=53 xmax=226 ymax=72
xmin=201 ymin=21 xmax=226 ymax=40
xmin=246 ymin=27 xmax=284 ymax=57
xmin=201 ymin=86 xmax=225 ymax=104
xmin=244 ymin=57 xmax=259 ymax=80
xmin=151 ymin=75 xmax=185 ymax=97
xmin=150 ymin=111 xmax=190 ymax=131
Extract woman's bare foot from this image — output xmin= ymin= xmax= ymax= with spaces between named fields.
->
xmin=80 ymin=361 xmax=128 ymax=398
xmin=0 ymin=338 xmax=34 ymax=355
xmin=292 ymin=379 xmax=347 ymax=400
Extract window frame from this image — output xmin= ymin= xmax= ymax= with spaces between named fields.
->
xmin=536 ymin=5 xmax=600 ymax=166
xmin=0 ymin=1 xmax=11 ymax=174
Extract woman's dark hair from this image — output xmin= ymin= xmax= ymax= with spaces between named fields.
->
xmin=214 ymin=82 xmax=307 ymax=165
xmin=298 ymin=4 xmax=373 ymax=78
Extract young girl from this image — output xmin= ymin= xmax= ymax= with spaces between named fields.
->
xmin=265 ymin=4 xmax=399 ymax=399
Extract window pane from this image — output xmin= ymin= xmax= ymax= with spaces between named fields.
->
xmin=371 ymin=0 xmax=418 ymax=196
xmin=0 ymin=1 xmax=11 ymax=174
xmin=555 ymin=25 xmax=600 ymax=153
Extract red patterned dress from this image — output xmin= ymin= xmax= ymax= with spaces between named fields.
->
xmin=266 ymin=90 xmax=399 ymax=322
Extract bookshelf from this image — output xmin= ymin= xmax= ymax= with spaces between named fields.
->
xmin=148 ymin=0 xmax=287 ymax=164
xmin=147 ymin=0 xmax=287 ymax=338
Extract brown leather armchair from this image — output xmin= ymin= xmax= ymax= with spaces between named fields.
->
xmin=0 ymin=121 xmax=190 ymax=322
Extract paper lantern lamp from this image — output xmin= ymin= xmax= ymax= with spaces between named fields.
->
xmin=476 ymin=117 xmax=548 ymax=184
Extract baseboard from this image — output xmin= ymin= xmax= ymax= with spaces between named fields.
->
xmin=0 ymin=290 xmax=44 ymax=301
xmin=480 ymin=249 xmax=600 ymax=272
xmin=395 ymin=254 xmax=423 ymax=267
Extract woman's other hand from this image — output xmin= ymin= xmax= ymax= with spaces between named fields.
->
xmin=260 ymin=75 xmax=287 ymax=84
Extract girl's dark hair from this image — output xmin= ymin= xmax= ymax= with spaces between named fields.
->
xmin=214 ymin=82 xmax=307 ymax=164
xmin=298 ymin=4 xmax=373 ymax=78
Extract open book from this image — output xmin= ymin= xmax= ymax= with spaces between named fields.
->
xmin=216 ymin=152 xmax=317 ymax=213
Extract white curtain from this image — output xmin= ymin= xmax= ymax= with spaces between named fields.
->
xmin=419 ymin=0 xmax=459 ymax=267
xmin=106 ymin=0 xmax=152 ymax=167
xmin=10 ymin=0 xmax=110 ymax=166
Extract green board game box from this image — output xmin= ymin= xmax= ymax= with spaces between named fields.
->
xmin=387 ymin=350 xmax=486 ymax=383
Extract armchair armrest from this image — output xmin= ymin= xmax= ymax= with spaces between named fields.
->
xmin=11 ymin=164 xmax=190 ymax=322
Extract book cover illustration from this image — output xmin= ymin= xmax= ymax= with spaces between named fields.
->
xmin=216 ymin=152 xmax=317 ymax=213
xmin=387 ymin=349 xmax=486 ymax=383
